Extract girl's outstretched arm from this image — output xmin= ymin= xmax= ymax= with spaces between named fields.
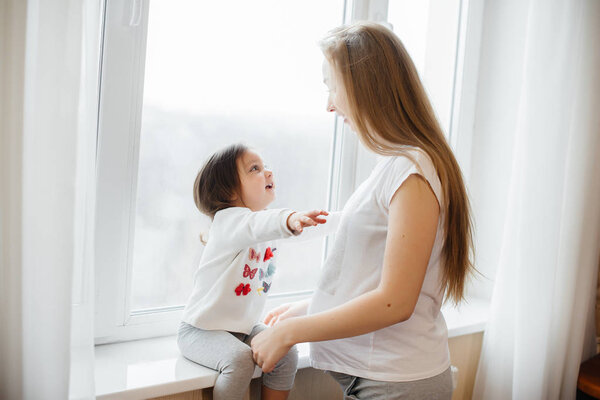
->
xmin=286 ymin=210 xmax=329 ymax=234
xmin=251 ymin=174 xmax=440 ymax=372
xmin=285 ymin=211 xmax=342 ymax=243
xmin=211 ymin=208 xmax=327 ymax=252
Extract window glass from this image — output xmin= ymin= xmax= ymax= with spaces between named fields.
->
xmin=130 ymin=0 xmax=344 ymax=311
xmin=388 ymin=0 xmax=461 ymax=135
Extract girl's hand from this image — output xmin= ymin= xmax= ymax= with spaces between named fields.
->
xmin=264 ymin=299 xmax=310 ymax=326
xmin=251 ymin=322 xmax=294 ymax=373
xmin=287 ymin=210 xmax=329 ymax=234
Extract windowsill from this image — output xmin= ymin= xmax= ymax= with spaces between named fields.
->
xmin=95 ymin=298 xmax=489 ymax=399
xmin=442 ymin=297 xmax=489 ymax=337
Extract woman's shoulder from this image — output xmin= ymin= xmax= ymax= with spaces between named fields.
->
xmin=380 ymin=147 xmax=443 ymax=204
xmin=379 ymin=147 xmax=436 ymax=175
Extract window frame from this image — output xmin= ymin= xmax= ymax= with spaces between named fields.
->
xmin=94 ymin=0 xmax=482 ymax=344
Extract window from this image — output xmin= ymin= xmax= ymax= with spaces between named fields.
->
xmin=95 ymin=0 xmax=479 ymax=343
xmin=388 ymin=0 xmax=461 ymax=136
xmin=131 ymin=0 xmax=344 ymax=311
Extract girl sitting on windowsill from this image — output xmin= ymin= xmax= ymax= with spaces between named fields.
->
xmin=179 ymin=143 xmax=329 ymax=400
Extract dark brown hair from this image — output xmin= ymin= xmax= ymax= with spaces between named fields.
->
xmin=320 ymin=22 xmax=475 ymax=305
xmin=193 ymin=143 xmax=248 ymax=218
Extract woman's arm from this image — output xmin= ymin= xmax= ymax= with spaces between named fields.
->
xmin=263 ymin=298 xmax=311 ymax=326
xmin=251 ymin=174 xmax=440 ymax=372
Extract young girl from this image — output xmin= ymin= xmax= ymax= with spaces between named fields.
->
xmin=178 ymin=143 xmax=328 ymax=400
xmin=251 ymin=22 xmax=475 ymax=399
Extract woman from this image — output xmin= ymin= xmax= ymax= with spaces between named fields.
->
xmin=251 ymin=22 xmax=475 ymax=399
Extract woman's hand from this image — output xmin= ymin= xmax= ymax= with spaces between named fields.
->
xmin=287 ymin=210 xmax=328 ymax=234
xmin=264 ymin=299 xmax=310 ymax=326
xmin=251 ymin=321 xmax=294 ymax=373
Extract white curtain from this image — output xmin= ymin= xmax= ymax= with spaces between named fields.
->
xmin=0 ymin=0 xmax=102 ymax=399
xmin=471 ymin=0 xmax=600 ymax=399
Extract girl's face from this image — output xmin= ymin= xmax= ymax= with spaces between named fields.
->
xmin=323 ymin=59 xmax=355 ymax=131
xmin=234 ymin=150 xmax=275 ymax=211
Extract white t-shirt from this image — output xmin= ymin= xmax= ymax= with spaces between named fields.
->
xmin=182 ymin=207 xmax=296 ymax=334
xmin=308 ymin=148 xmax=450 ymax=381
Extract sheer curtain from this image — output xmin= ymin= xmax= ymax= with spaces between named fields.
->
xmin=471 ymin=0 xmax=600 ymax=398
xmin=0 ymin=0 xmax=102 ymax=399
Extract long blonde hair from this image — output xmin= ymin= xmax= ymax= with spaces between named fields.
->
xmin=320 ymin=22 xmax=475 ymax=304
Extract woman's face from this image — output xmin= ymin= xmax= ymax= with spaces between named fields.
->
xmin=322 ymin=60 xmax=355 ymax=131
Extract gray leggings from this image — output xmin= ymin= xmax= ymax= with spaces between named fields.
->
xmin=328 ymin=367 xmax=453 ymax=400
xmin=177 ymin=322 xmax=298 ymax=400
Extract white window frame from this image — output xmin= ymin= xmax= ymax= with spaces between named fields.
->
xmin=94 ymin=0 xmax=482 ymax=344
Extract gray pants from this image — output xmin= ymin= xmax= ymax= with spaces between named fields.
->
xmin=177 ymin=322 xmax=298 ymax=400
xmin=328 ymin=367 xmax=453 ymax=400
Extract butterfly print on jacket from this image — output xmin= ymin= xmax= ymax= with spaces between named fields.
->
xmin=249 ymin=248 xmax=261 ymax=263
xmin=263 ymin=247 xmax=275 ymax=262
xmin=243 ymin=264 xmax=257 ymax=279
xmin=235 ymin=283 xmax=251 ymax=296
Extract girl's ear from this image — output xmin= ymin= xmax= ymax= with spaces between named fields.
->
xmin=230 ymin=190 xmax=243 ymax=207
